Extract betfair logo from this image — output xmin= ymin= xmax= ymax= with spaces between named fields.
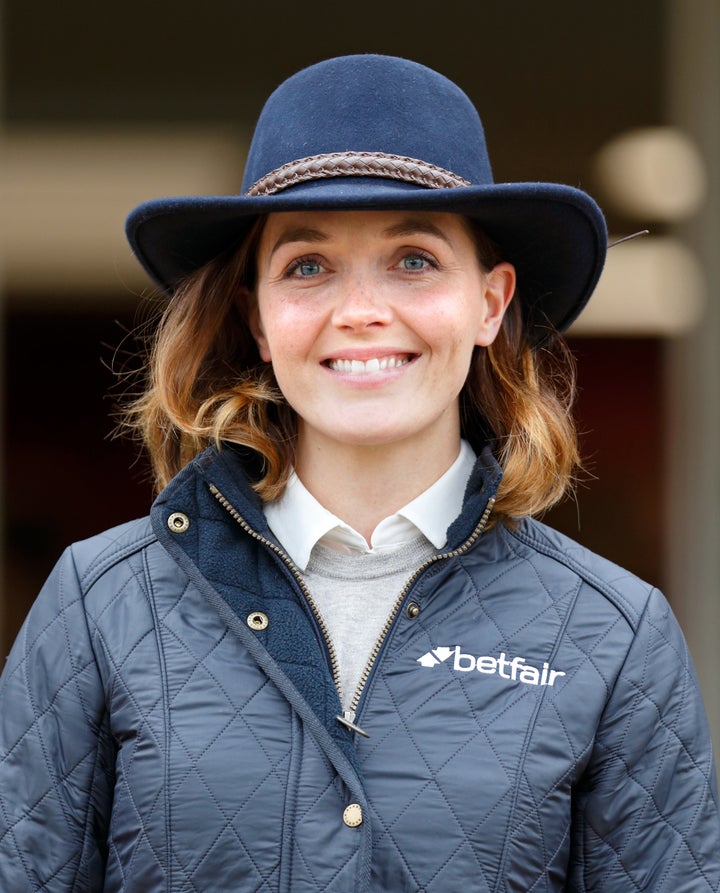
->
xmin=416 ymin=647 xmax=566 ymax=687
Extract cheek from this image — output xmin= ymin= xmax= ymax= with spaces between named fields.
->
xmin=425 ymin=300 xmax=483 ymax=353
xmin=257 ymin=301 xmax=320 ymax=367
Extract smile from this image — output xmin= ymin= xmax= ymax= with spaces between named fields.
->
xmin=327 ymin=355 xmax=413 ymax=374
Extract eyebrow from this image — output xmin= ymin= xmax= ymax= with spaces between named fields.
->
xmin=269 ymin=227 xmax=328 ymax=256
xmin=268 ymin=215 xmax=454 ymax=257
xmin=380 ymin=217 xmax=453 ymax=245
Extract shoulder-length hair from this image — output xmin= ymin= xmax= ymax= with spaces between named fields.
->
xmin=123 ymin=216 xmax=579 ymax=523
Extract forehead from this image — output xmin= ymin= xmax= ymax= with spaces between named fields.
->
xmin=258 ymin=209 xmax=474 ymax=254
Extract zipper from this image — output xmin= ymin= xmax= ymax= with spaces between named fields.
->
xmin=346 ymin=494 xmax=496 ymax=721
xmin=209 ymin=482 xmax=495 ymax=739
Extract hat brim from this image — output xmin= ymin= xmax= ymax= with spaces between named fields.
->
xmin=126 ymin=178 xmax=607 ymax=336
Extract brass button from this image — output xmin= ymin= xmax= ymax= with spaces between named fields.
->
xmin=405 ymin=601 xmax=420 ymax=619
xmin=167 ymin=512 xmax=190 ymax=533
xmin=246 ymin=611 xmax=269 ymax=631
xmin=343 ymin=803 xmax=363 ymax=828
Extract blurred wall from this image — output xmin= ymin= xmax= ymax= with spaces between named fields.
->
xmin=665 ymin=0 xmax=720 ymax=752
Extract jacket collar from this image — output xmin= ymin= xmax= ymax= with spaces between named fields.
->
xmin=154 ymin=441 xmax=504 ymax=553
xmin=263 ymin=440 xmax=479 ymax=570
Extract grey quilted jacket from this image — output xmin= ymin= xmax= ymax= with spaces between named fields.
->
xmin=1 ymin=444 xmax=719 ymax=892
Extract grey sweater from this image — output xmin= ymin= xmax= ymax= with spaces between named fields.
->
xmin=302 ymin=533 xmax=436 ymax=710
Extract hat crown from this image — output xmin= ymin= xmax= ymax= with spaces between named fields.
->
xmin=241 ymin=55 xmax=493 ymax=193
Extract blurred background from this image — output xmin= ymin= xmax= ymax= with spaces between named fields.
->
xmin=2 ymin=0 xmax=719 ymax=749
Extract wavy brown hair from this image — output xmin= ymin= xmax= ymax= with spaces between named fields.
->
xmin=122 ymin=216 xmax=579 ymax=521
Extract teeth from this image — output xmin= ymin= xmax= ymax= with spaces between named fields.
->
xmin=329 ymin=355 xmax=409 ymax=373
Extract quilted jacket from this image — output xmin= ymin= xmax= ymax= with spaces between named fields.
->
xmin=1 ymin=444 xmax=719 ymax=892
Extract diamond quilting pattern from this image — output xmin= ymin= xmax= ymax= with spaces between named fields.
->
xmin=157 ymin=570 xmax=296 ymax=889
xmin=290 ymin=774 xmax=361 ymax=889
xmin=353 ymin=527 xmax=706 ymax=892
xmin=0 ymin=528 xmax=165 ymax=892
xmin=570 ymin=587 xmax=720 ymax=891
xmin=90 ymin=553 xmax=172 ymax=891
xmin=3 ymin=481 xmax=720 ymax=893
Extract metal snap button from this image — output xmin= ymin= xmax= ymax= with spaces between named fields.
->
xmin=343 ymin=803 xmax=363 ymax=828
xmin=246 ymin=611 xmax=269 ymax=631
xmin=167 ymin=512 xmax=190 ymax=534
xmin=405 ymin=601 xmax=420 ymax=619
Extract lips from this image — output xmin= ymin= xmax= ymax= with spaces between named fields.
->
xmin=326 ymin=355 xmax=414 ymax=374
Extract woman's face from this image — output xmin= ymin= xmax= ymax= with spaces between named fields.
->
xmin=250 ymin=210 xmax=515 ymax=459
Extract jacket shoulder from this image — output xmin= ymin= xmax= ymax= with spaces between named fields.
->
xmin=69 ymin=517 xmax=157 ymax=590
xmin=504 ymin=517 xmax=654 ymax=631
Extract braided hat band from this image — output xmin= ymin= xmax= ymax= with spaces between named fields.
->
xmin=245 ymin=151 xmax=472 ymax=197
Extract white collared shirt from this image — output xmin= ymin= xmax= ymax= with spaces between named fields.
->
xmin=264 ymin=440 xmax=476 ymax=570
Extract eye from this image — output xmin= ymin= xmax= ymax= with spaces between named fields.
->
xmin=285 ymin=256 xmax=324 ymax=278
xmin=299 ymin=260 xmax=321 ymax=277
xmin=398 ymin=251 xmax=437 ymax=272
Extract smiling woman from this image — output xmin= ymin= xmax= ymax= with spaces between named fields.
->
xmin=1 ymin=54 xmax=718 ymax=893
xmin=127 ymin=209 xmax=575 ymax=523
xmin=249 ymin=211 xmax=514 ymax=533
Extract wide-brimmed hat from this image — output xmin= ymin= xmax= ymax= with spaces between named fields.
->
xmin=126 ymin=54 xmax=607 ymax=337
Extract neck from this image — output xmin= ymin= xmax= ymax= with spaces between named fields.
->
xmin=294 ymin=429 xmax=462 ymax=543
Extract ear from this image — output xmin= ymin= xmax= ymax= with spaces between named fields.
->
xmin=474 ymin=262 xmax=516 ymax=347
xmin=243 ymin=288 xmax=272 ymax=362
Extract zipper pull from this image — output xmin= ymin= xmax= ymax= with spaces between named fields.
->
xmin=336 ymin=710 xmax=370 ymax=738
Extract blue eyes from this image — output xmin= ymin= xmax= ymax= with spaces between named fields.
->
xmin=285 ymin=251 xmax=435 ymax=278
xmin=402 ymin=254 xmax=431 ymax=271
xmin=284 ymin=257 xmax=323 ymax=278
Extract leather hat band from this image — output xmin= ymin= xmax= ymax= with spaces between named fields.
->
xmin=245 ymin=150 xmax=472 ymax=196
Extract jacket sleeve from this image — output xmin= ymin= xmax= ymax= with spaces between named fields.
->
xmin=571 ymin=587 xmax=720 ymax=892
xmin=0 ymin=547 xmax=114 ymax=892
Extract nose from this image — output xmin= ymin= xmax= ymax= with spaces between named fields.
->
xmin=331 ymin=276 xmax=394 ymax=330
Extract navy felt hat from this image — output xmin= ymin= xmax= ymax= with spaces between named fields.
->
xmin=126 ymin=54 xmax=607 ymax=335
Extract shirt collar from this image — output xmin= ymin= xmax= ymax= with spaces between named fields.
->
xmin=263 ymin=441 xmax=476 ymax=570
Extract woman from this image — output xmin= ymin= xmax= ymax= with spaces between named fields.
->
xmin=1 ymin=54 xmax=718 ymax=892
